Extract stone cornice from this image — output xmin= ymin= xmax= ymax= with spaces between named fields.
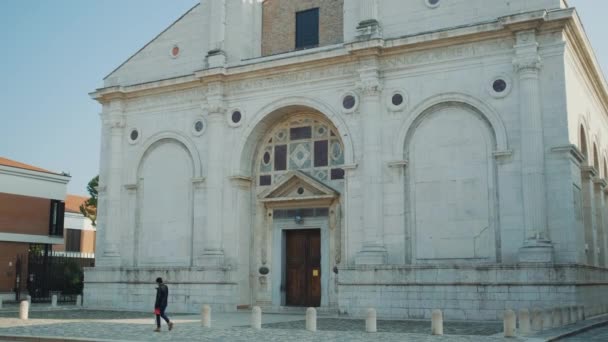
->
xmin=552 ymin=144 xmax=585 ymax=165
xmin=90 ymin=8 xmax=580 ymax=103
xmin=563 ymin=10 xmax=608 ymax=116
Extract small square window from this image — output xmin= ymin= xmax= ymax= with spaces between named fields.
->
xmin=296 ymin=8 xmax=319 ymax=49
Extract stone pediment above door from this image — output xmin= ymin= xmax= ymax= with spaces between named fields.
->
xmin=259 ymin=171 xmax=339 ymax=207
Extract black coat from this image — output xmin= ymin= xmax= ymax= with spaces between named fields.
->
xmin=155 ymin=284 xmax=169 ymax=309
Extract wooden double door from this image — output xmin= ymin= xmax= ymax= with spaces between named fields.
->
xmin=285 ymin=229 xmax=321 ymax=307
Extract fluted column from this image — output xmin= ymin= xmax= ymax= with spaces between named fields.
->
xmin=514 ymin=30 xmax=553 ymax=262
xmin=99 ymin=100 xmax=125 ymax=266
xmin=201 ymin=81 xmax=226 ymax=266
xmin=355 ymin=54 xmax=387 ymax=265
xmin=603 ymin=188 xmax=608 ymax=266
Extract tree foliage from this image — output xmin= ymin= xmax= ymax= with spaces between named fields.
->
xmin=79 ymin=175 xmax=98 ymax=226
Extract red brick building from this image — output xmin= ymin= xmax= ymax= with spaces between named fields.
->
xmin=0 ymin=157 xmax=70 ymax=300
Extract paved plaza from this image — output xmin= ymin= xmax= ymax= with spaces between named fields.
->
xmin=0 ymin=305 xmax=606 ymax=341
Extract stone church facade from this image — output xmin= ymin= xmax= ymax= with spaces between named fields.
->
xmin=85 ymin=0 xmax=608 ymax=320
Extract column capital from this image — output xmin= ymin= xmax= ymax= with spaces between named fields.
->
xmin=582 ymin=165 xmax=598 ymax=179
xmin=513 ymin=56 xmax=542 ymax=74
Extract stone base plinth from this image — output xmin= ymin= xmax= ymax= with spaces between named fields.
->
xmin=83 ymin=266 xmax=238 ymax=313
xmin=518 ymin=239 xmax=554 ymax=263
xmin=337 ymin=264 xmax=608 ymax=321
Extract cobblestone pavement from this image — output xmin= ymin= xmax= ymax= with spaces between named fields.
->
xmin=559 ymin=323 xmax=608 ymax=341
xmin=0 ymin=308 xmax=521 ymax=342
xmin=261 ymin=318 xmax=503 ymax=335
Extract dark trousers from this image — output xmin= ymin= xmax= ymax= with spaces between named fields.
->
xmin=156 ymin=306 xmax=170 ymax=328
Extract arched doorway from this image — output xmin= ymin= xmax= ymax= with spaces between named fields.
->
xmin=250 ymin=110 xmax=346 ymax=308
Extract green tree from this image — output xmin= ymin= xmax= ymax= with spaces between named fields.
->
xmin=79 ymin=175 xmax=98 ymax=226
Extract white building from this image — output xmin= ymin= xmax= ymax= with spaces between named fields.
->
xmin=85 ymin=0 xmax=608 ymax=320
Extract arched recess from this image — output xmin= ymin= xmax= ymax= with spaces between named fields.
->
xmin=394 ymin=93 xmax=509 ymax=159
xmin=128 ymin=131 xmax=203 ymax=184
xmin=603 ymin=157 xmax=608 ymax=180
xmin=133 ymin=136 xmax=197 ymax=267
xmin=593 ymin=143 xmax=600 ymax=171
xmin=231 ymin=97 xmax=355 ymax=177
xmin=579 ymin=124 xmax=589 ymax=164
xmin=403 ymin=101 xmax=500 ymax=263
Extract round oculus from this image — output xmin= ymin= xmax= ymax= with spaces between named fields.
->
xmin=263 ymin=152 xmax=271 ymax=165
xmin=194 ymin=120 xmax=204 ymax=132
xmin=130 ymin=129 xmax=139 ymax=141
xmin=171 ymin=45 xmax=180 ymax=57
xmin=231 ymin=111 xmax=242 ymax=124
xmin=493 ymin=79 xmax=508 ymax=93
xmin=392 ymin=93 xmax=404 ymax=106
xmin=343 ymin=95 xmax=356 ymax=110
xmin=297 ymin=187 xmax=305 ymax=195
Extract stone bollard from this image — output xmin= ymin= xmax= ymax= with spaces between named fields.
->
xmin=561 ymin=307 xmax=570 ymax=325
xmin=531 ymin=308 xmax=543 ymax=332
xmin=504 ymin=310 xmax=516 ymax=338
xmin=202 ymin=305 xmax=211 ymax=328
xmin=431 ymin=309 xmax=443 ymax=336
xmin=76 ymin=295 xmax=82 ymax=306
xmin=365 ymin=308 xmax=377 ymax=333
xmin=19 ymin=300 xmax=29 ymax=320
xmin=51 ymin=295 xmax=57 ymax=308
xmin=543 ymin=309 xmax=553 ymax=330
xmin=552 ymin=308 xmax=561 ymax=328
xmin=519 ymin=308 xmax=531 ymax=335
xmin=306 ymin=307 xmax=317 ymax=332
xmin=251 ymin=306 xmax=262 ymax=330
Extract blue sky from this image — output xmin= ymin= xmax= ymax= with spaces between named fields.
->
xmin=0 ymin=0 xmax=605 ymax=195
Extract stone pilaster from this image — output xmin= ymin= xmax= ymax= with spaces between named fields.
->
xmin=355 ymin=54 xmax=387 ymax=265
xmin=98 ymin=100 xmax=125 ymax=267
xmin=603 ymin=187 xmax=608 ymax=266
xmin=593 ymin=178 xmax=606 ymax=267
xmin=200 ymin=81 xmax=226 ymax=266
xmin=206 ymin=0 xmax=227 ymax=68
xmin=581 ymin=166 xmax=597 ymax=265
xmin=191 ymin=177 xmax=206 ymax=266
xmin=356 ymin=0 xmax=381 ymax=39
xmin=513 ymin=30 xmax=554 ymax=263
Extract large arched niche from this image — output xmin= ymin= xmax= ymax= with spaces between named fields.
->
xmin=403 ymin=101 xmax=500 ymax=263
xmin=231 ymin=97 xmax=355 ymax=177
xmin=135 ymin=138 xmax=195 ymax=267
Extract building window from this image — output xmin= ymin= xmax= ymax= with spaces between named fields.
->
xmin=258 ymin=115 xmax=345 ymax=186
xmin=49 ymin=200 xmax=65 ymax=237
xmin=65 ymin=229 xmax=82 ymax=252
xmin=296 ymin=8 xmax=319 ymax=49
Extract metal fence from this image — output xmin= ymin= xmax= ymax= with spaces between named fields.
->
xmin=25 ymin=250 xmax=95 ymax=303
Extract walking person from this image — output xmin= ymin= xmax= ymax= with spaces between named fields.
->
xmin=154 ymin=277 xmax=174 ymax=332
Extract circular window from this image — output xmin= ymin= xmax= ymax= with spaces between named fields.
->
xmin=191 ymin=117 xmax=206 ymax=136
xmin=426 ymin=0 xmax=440 ymax=8
xmin=392 ymin=94 xmax=404 ymax=106
xmin=387 ymin=90 xmax=407 ymax=111
xmin=263 ymin=152 xmax=271 ymax=165
xmin=488 ymin=75 xmax=512 ymax=98
xmin=493 ymin=79 xmax=507 ymax=93
xmin=170 ymin=45 xmax=180 ymax=58
xmin=341 ymin=92 xmax=359 ymax=114
xmin=194 ymin=120 xmax=204 ymax=132
xmin=130 ymin=130 xmax=138 ymax=141
xmin=297 ymin=187 xmax=305 ymax=195
xmin=343 ymin=96 xmax=356 ymax=110
xmin=227 ymin=109 xmax=244 ymax=127
xmin=232 ymin=111 xmax=242 ymax=124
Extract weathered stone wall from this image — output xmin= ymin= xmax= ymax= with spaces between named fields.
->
xmin=261 ymin=0 xmax=343 ymax=56
xmin=337 ymin=265 xmax=608 ymax=321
